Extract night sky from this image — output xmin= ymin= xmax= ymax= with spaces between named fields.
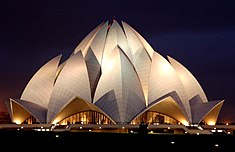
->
xmin=0 ymin=0 xmax=234 ymax=123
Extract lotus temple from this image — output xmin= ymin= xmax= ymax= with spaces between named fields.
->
xmin=4 ymin=20 xmax=225 ymax=134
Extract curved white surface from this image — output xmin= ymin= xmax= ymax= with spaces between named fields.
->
xmin=21 ymin=55 xmax=61 ymax=108
xmin=168 ymin=56 xmax=208 ymax=103
xmin=47 ymin=51 xmax=91 ymax=123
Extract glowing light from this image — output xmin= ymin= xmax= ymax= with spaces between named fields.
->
xmin=207 ymin=121 xmax=216 ymax=125
xmin=215 ymin=144 xmax=219 ymax=147
xmin=103 ymin=59 xmax=114 ymax=70
xmin=107 ymin=61 xmax=113 ymax=70
xmin=81 ymin=116 xmax=87 ymax=123
xmin=180 ymin=120 xmax=189 ymax=126
xmin=13 ymin=119 xmax=22 ymax=124
xmin=171 ymin=141 xmax=174 ymax=144
xmin=52 ymin=119 xmax=60 ymax=125
xmin=161 ymin=63 xmax=172 ymax=73
xmin=60 ymin=122 xmax=67 ymax=125
xmin=197 ymin=126 xmax=203 ymax=130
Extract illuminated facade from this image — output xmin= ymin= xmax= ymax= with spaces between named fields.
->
xmin=6 ymin=20 xmax=224 ymax=126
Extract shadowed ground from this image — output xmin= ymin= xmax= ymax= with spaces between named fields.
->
xmin=0 ymin=130 xmax=234 ymax=151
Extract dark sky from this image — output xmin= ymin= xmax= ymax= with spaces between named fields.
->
xmin=0 ymin=0 xmax=234 ymax=123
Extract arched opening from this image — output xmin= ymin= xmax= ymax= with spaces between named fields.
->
xmin=130 ymin=111 xmax=179 ymax=125
xmin=58 ymin=110 xmax=114 ymax=125
xmin=22 ymin=116 xmax=40 ymax=124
